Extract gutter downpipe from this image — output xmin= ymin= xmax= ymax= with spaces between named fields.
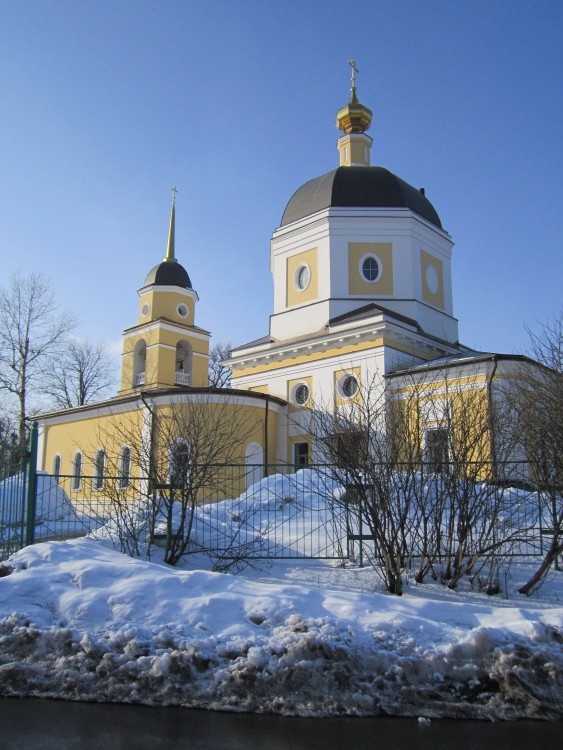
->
xmin=486 ymin=356 xmax=499 ymax=482
xmin=264 ymin=396 xmax=269 ymax=479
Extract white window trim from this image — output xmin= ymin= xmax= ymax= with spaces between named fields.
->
xmin=337 ymin=373 xmax=360 ymax=399
xmin=291 ymin=381 xmax=311 ymax=406
xmin=294 ymin=263 xmax=311 ymax=292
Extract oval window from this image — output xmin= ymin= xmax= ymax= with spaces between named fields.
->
xmin=341 ymin=374 xmax=359 ymax=398
xmin=142 ymin=303 xmax=150 ymax=317
xmin=360 ymin=255 xmax=380 ymax=282
xmin=294 ymin=264 xmax=311 ymax=292
xmin=425 ymin=264 xmax=439 ymax=295
xmin=294 ymin=383 xmax=310 ymax=405
xmin=177 ymin=304 xmax=188 ymax=318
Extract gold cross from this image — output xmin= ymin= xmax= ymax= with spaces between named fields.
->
xmin=348 ymin=59 xmax=359 ymax=89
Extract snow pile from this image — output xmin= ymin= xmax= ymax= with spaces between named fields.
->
xmin=0 ymin=538 xmax=562 ymax=720
xmin=188 ymin=469 xmax=344 ymax=559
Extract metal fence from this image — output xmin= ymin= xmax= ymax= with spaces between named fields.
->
xmin=2 ymin=459 xmax=556 ymax=564
xmin=0 ymin=422 xmax=38 ymax=561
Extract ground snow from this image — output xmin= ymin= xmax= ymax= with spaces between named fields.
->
xmin=0 ymin=538 xmax=562 ymax=720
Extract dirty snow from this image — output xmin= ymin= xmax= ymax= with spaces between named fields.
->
xmin=0 ymin=535 xmax=561 ymax=720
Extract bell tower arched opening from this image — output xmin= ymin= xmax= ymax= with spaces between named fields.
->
xmin=175 ymin=340 xmax=192 ymax=386
xmin=133 ymin=340 xmax=147 ymax=387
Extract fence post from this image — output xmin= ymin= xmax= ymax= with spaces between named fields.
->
xmin=24 ymin=422 xmax=38 ymax=547
xmin=358 ymin=494 xmax=364 ymax=568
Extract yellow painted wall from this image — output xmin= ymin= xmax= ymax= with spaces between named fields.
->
xmin=287 ymin=376 xmax=313 ymax=411
xmin=286 ymin=248 xmax=318 ymax=308
xmin=42 ymin=406 xmax=144 ymax=483
xmin=420 ymin=250 xmax=444 ymax=309
xmin=119 ymin=324 xmax=210 ymax=392
xmin=138 ymin=288 xmax=195 ymax=326
xmin=334 ymin=366 xmax=362 ymax=406
xmin=249 ymin=384 xmax=269 ymax=394
xmin=348 ymin=243 xmax=394 ymax=296
xmin=41 ymin=398 xmax=279 ymax=500
xmin=390 ymin=375 xmax=495 ymax=477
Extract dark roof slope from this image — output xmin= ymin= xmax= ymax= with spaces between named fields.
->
xmin=144 ymin=260 xmax=192 ymax=289
xmin=281 ymin=166 xmax=442 ymax=229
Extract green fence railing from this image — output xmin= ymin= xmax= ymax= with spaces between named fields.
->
xmin=0 ymin=422 xmax=38 ymax=561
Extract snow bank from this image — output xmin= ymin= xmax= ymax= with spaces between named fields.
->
xmin=0 ymin=538 xmax=561 ymax=720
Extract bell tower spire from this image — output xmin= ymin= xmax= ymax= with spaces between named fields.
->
xmin=164 ymin=186 xmax=177 ymax=262
xmin=117 ymin=190 xmax=211 ymax=396
xmin=336 ymin=60 xmax=373 ymax=167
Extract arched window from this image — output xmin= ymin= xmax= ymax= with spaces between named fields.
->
xmin=94 ymin=449 xmax=106 ymax=490
xmin=118 ymin=446 xmax=131 ymax=489
xmin=52 ymin=454 xmax=61 ymax=483
xmin=169 ymin=439 xmax=192 ymax=488
xmin=245 ymin=443 xmax=263 ymax=490
xmin=71 ymin=452 xmax=82 ymax=491
xmin=133 ymin=339 xmax=147 ymax=387
xmin=175 ymin=341 xmax=192 ymax=386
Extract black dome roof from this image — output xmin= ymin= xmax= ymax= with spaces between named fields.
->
xmin=281 ymin=166 xmax=442 ymax=229
xmin=144 ymin=260 xmax=192 ymax=289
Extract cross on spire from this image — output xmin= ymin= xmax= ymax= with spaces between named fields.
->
xmin=171 ymin=186 xmax=178 ymax=205
xmin=348 ymin=59 xmax=359 ymax=90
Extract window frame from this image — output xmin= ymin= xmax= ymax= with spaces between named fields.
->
xmin=338 ymin=373 xmax=360 ymax=399
xmin=359 ymin=253 xmax=382 ymax=283
xmin=292 ymin=382 xmax=310 ymax=406
xmin=52 ymin=454 xmax=61 ymax=483
xmin=294 ymin=263 xmax=311 ymax=292
xmin=424 ymin=428 xmax=451 ymax=474
xmin=118 ymin=446 xmax=132 ymax=489
xmin=93 ymin=449 xmax=106 ymax=491
xmin=71 ymin=451 xmax=82 ymax=491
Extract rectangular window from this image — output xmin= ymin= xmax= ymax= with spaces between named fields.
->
xmin=425 ymin=429 xmax=450 ymax=473
xmin=293 ymin=442 xmax=309 ymax=470
xmin=326 ymin=431 xmax=367 ymax=468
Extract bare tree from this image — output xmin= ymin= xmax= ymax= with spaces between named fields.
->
xmin=93 ymin=393 xmax=261 ymax=565
xmin=0 ymin=272 xmax=73 ymax=442
xmin=43 ymin=339 xmax=116 ymax=408
xmin=313 ymin=368 xmax=523 ymax=595
xmin=511 ymin=312 xmax=563 ymax=594
xmin=208 ymin=341 xmax=232 ymax=388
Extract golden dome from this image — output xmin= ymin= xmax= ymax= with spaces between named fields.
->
xmin=336 ymin=88 xmax=373 ymax=134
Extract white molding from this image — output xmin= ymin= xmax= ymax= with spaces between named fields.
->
xmin=138 ymin=285 xmax=200 ymax=302
xmin=122 ymin=321 xmax=210 ymax=341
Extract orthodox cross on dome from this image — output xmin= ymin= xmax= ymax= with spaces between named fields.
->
xmin=336 ymin=59 xmax=372 ymax=136
xmin=171 ymin=185 xmax=178 ymax=204
xmin=348 ymin=59 xmax=359 ymax=91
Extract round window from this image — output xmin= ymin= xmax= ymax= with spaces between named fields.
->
xmin=177 ymin=304 xmax=188 ymax=318
xmin=425 ymin=264 xmax=439 ymax=295
xmin=294 ymin=264 xmax=311 ymax=292
xmin=141 ymin=303 xmax=150 ymax=317
xmin=341 ymin=374 xmax=359 ymax=398
xmin=294 ymin=383 xmax=310 ymax=405
xmin=360 ymin=255 xmax=381 ymax=283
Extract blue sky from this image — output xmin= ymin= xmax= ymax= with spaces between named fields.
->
xmin=1 ymin=0 xmax=561 ymax=364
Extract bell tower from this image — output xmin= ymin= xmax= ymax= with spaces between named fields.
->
xmin=118 ymin=190 xmax=210 ymax=394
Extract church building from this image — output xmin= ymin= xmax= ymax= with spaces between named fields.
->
xmin=37 ymin=68 xmax=527 ymax=484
